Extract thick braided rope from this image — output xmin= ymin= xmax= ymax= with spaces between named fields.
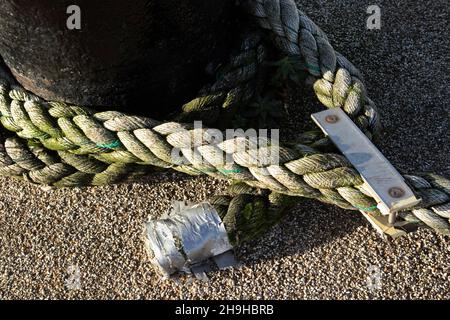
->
xmin=209 ymin=183 xmax=297 ymax=245
xmin=211 ymin=179 xmax=450 ymax=246
xmin=0 ymin=78 xmax=365 ymax=203
xmin=0 ymin=84 xmax=448 ymax=234
xmin=0 ymin=1 xmax=447 ymax=235
xmin=175 ymin=32 xmax=268 ymax=127
xmin=241 ymin=0 xmax=380 ymax=139
xmin=0 ymin=133 xmax=151 ymax=186
xmin=400 ymin=174 xmax=450 ymax=235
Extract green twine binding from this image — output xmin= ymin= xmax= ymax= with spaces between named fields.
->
xmin=96 ymin=140 xmax=121 ymax=149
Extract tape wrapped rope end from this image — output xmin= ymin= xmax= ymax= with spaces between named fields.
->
xmin=144 ymin=201 xmax=238 ymax=280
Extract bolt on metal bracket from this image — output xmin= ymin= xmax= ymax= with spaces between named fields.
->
xmin=312 ymin=108 xmax=421 ymax=238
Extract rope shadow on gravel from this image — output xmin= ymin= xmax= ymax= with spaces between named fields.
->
xmin=235 ymin=199 xmax=365 ymax=267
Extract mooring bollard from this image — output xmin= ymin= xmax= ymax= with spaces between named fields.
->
xmin=0 ymin=0 xmax=237 ymax=117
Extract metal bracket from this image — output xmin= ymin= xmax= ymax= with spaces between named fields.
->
xmin=312 ymin=109 xmax=421 ymax=237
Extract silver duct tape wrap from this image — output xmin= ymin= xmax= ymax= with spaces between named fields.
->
xmin=145 ymin=202 xmax=234 ymax=277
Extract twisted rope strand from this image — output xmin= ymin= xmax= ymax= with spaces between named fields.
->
xmin=175 ymin=32 xmax=268 ymax=127
xmin=241 ymin=0 xmax=380 ymax=138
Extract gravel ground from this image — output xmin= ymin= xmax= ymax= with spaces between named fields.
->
xmin=0 ymin=0 xmax=449 ymax=299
